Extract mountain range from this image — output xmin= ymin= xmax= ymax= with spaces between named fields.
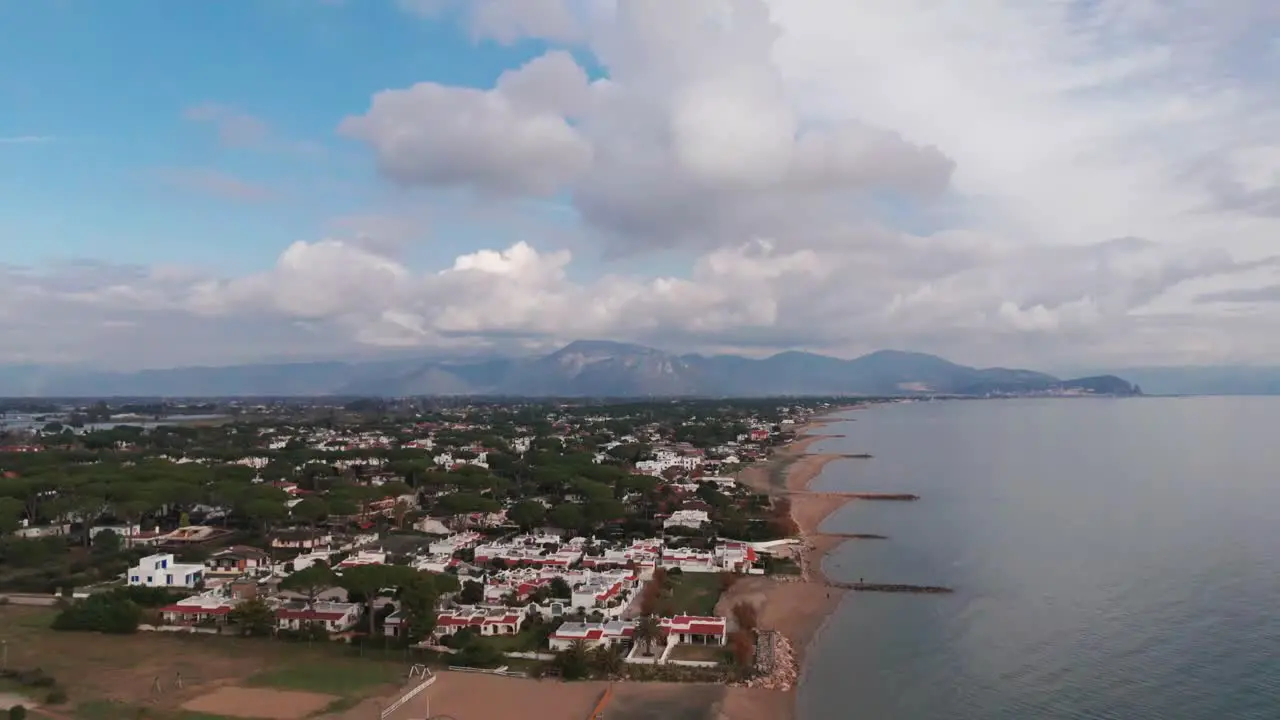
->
xmin=0 ymin=340 xmax=1141 ymax=398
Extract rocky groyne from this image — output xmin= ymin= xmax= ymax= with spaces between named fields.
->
xmin=830 ymin=582 xmax=954 ymax=594
xmin=742 ymin=630 xmax=798 ymax=692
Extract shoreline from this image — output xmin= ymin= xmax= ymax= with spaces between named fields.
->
xmin=718 ymin=408 xmax=869 ymax=720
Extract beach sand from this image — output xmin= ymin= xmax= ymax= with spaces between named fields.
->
xmin=718 ymin=413 xmax=866 ymax=720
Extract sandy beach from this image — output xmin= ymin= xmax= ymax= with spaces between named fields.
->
xmin=717 ymin=411 xmax=867 ymax=720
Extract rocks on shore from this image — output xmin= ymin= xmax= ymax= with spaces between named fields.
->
xmin=738 ymin=630 xmax=798 ymax=692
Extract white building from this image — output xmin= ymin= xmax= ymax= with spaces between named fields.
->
xmin=274 ymin=600 xmax=361 ymax=632
xmin=663 ymin=509 xmax=710 ymax=530
xmin=548 ymin=620 xmax=635 ymax=651
xmin=128 ymin=553 xmax=205 ymax=588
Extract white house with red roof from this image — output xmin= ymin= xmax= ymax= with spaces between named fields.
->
xmin=548 ymin=620 xmax=635 ymax=651
xmin=474 ymin=538 xmax=584 ymax=567
xmin=580 ymin=539 xmax=662 ymax=570
xmin=431 ymin=607 xmax=525 ymax=639
xmin=659 ymin=615 xmax=727 ymax=645
xmin=274 ymin=600 xmax=361 ymax=632
xmin=157 ymin=590 xmax=238 ymax=626
xmin=548 ymin=615 xmax=727 ymax=652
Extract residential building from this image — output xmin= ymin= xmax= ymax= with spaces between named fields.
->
xmin=663 ymin=509 xmax=710 ymax=530
xmin=274 ymin=600 xmax=361 ymax=632
xmin=660 ymin=615 xmax=727 ymax=645
xmin=157 ymin=590 xmax=238 ymax=625
xmin=128 ymin=553 xmax=205 ymax=588
xmin=431 ymin=607 xmax=525 ymax=638
xmin=548 ymin=620 xmax=635 ymax=651
xmin=205 ymin=546 xmax=271 ymax=576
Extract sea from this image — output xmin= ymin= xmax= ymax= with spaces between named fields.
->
xmin=798 ymin=396 xmax=1280 ymax=720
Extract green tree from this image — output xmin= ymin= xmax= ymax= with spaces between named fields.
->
xmin=548 ymin=577 xmax=572 ymax=599
xmin=458 ymin=580 xmax=484 ymax=604
xmin=548 ymin=503 xmax=586 ymax=533
xmin=0 ymin=496 xmax=22 ymax=536
xmin=552 ymin=639 xmax=591 ymax=680
xmin=590 ymin=644 xmax=625 ymax=678
xmin=634 ymin=615 xmax=663 ymax=656
xmin=52 ymin=592 xmax=142 ymax=634
xmin=93 ymin=528 xmax=122 ymax=556
xmin=243 ymin=498 xmax=287 ymax=534
xmin=291 ymin=497 xmax=329 ymax=530
xmin=338 ymin=564 xmax=405 ymax=636
xmin=279 ymin=564 xmax=336 ymax=607
xmin=506 ymin=500 xmax=546 ymax=530
xmin=229 ymin=597 xmax=276 ymax=637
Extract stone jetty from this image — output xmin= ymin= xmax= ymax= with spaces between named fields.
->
xmin=830 ymin=582 xmax=954 ymax=594
xmin=741 ymin=630 xmax=797 ymax=692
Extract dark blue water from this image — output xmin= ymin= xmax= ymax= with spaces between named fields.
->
xmin=798 ymin=397 xmax=1280 ymax=720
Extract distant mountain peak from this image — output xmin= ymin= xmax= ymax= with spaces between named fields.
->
xmin=0 ymin=339 xmax=1139 ymax=398
xmin=551 ymin=339 xmax=659 ymax=357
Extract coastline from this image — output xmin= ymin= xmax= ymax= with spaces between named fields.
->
xmin=716 ymin=409 xmax=866 ymax=720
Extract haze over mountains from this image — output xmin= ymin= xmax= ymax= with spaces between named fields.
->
xmin=0 ymin=340 xmax=1141 ymax=398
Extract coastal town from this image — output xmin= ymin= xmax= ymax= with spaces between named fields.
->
xmin=0 ymin=397 xmax=894 ymax=720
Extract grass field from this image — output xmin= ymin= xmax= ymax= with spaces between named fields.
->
xmin=667 ymin=644 xmax=725 ymax=663
xmin=244 ymin=660 xmax=401 ymax=696
xmin=665 ymin=573 xmax=723 ymax=616
xmin=0 ymin=605 xmax=409 ymax=720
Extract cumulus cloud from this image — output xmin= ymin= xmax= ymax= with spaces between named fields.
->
xmin=6 ymin=228 xmax=1277 ymax=369
xmin=349 ymin=0 xmax=954 ymax=247
xmin=338 ymin=52 xmax=593 ymax=195
xmin=10 ymin=0 xmax=1280 ymax=370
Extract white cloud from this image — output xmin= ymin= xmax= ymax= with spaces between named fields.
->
xmin=339 ymin=52 xmax=593 ymax=195
xmin=9 ymin=0 xmax=1280 ymax=370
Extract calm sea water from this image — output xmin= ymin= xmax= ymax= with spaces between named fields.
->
xmin=798 ymin=397 xmax=1280 ymax=720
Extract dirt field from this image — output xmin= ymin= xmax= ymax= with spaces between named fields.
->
xmin=398 ymin=673 xmax=607 ymax=720
xmin=393 ymin=673 xmax=724 ymax=720
xmin=182 ymin=687 xmax=337 ymax=719
xmin=608 ymin=683 xmax=723 ymax=720
xmin=0 ymin=605 xmax=407 ymax=718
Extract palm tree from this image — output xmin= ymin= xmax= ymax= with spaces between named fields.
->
xmin=590 ymin=644 xmax=625 ymax=678
xmin=633 ymin=615 xmax=663 ymax=657
xmin=554 ymin=638 xmax=592 ymax=680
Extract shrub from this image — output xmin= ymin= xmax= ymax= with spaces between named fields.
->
xmin=45 ymin=687 xmax=68 ymax=705
xmin=9 ymin=706 xmax=26 ymax=720
xmin=52 ymin=592 xmax=142 ymax=634
xmin=454 ymin=642 xmax=504 ymax=669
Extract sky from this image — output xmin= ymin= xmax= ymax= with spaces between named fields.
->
xmin=3 ymin=0 xmax=1280 ymax=372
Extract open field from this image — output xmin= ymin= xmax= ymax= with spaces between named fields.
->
xmin=397 ymin=673 xmax=724 ymax=720
xmin=665 ymin=573 xmax=723 ymax=617
xmin=181 ymin=688 xmax=336 ymax=720
xmin=0 ymin=606 xmax=410 ymax=720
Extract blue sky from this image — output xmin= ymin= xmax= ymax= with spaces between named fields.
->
xmin=0 ymin=1 xmax=567 ymax=273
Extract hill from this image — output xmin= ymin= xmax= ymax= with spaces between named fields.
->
xmin=0 ymin=341 xmax=1141 ymax=398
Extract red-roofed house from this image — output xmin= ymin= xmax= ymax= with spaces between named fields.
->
xmin=158 ymin=592 xmax=238 ymax=626
xmin=431 ymin=608 xmax=525 ymax=639
xmin=660 ymin=615 xmax=727 ymax=645
xmin=274 ymin=601 xmax=361 ymax=632
xmin=548 ymin=620 xmax=635 ymax=651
